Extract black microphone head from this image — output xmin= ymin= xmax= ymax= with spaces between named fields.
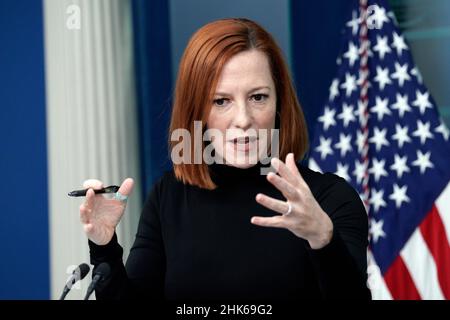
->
xmin=73 ymin=263 xmax=90 ymax=281
xmin=93 ymin=262 xmax=111 ymax=280
xmin=61 ymin=263 xmax=91 ymax=298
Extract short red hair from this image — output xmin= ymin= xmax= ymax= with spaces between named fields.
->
xmin=169 ymin=18 xmax=308 ymax=189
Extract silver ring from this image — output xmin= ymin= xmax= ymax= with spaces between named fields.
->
xmin=284 ymin=201 xmax=292 ymax=215
xmin=114 ymin=191 xmax=128 ymax=203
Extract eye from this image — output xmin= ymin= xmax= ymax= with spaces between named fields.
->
xmin=251 ymin=94 xmax=269 ymax=103
xmin=213 ymin=98 xmax=230 ymax=107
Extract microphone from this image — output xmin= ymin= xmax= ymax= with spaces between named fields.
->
xmin=83 ymin=262 xmax=111 ymax=300
xmin=59 ymin=263 xmax=90 ymax=300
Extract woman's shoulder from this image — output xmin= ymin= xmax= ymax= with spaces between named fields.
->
xmin=298 ymin=164 xmax=361 ymax=203
xmin=151 ymin=169 xmax=184 ymax=194
xmin=141 ymin=169 xmax=185 ymax=210
xmin=151 ymin=165 xmax=356 ymax=194
xmin=298 ymin=164 xmax=341 ymax=186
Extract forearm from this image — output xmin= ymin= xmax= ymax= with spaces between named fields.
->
xmin=89 ymin=233 xmax=136 ymax=300
xmin=306 ymin=228 xmax=371 ymax=299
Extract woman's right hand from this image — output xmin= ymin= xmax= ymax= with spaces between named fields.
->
xmin=79 ymin=178 xmax=134 ymax=245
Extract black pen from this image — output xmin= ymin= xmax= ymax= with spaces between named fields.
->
xmin=68 ymin=185 xmax=120 ymax=197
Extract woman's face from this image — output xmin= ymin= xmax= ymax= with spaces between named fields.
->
xmin=207 ymin=49 xmax=277 ymax=168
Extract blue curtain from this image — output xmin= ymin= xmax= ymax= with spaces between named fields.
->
xmin=290 ymin=0 xmax=355 ymax=154
xmin=0 ymin=0 xmax=49 ymax=299
xmin=132 ymin=0 xmax=173 ymax=198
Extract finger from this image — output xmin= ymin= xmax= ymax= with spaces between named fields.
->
xmin=285 ymin=153 xmax=308 ymax=188
xmin=83 ymin=179 xmax=104 ymax=190
xmin=79 ymin=203 xmax=89 ymax=224
xmin=267 ymin=172 xmax=299 ymax=201
xmin=84 ymin=188 xmax=96 ymax=210
xmin=251 ymin=215 xmax=286 ymax=228
xmin=118 ymin=178 xmax=134 ymax=196
xmin=83 ymin=223 xmax=94 ymax=234
xmin=256 ymin=193 xmax=290 ymax=215
xmin=271 ymin=157 xmax=299 ymax=188
xmin=285 ymin=153 xmax=300 ymax=176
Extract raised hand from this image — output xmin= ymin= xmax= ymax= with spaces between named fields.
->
xmin=251 ymin=153 xmax=333 ymax=249
xmin=79 ymin=178 xmax=134 ymax=245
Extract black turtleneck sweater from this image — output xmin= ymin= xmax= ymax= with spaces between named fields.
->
xmin=89 ymin=162 xmax=371 ymax=300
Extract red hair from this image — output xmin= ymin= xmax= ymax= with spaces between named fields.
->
xmin=169 ymin=18 xmax=308 ymax=189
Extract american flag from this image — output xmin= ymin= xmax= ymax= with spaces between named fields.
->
xmin=309 ymin=0 xmax=450 ymax=299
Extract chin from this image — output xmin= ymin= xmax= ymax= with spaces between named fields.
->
xmin=222 ymin=151 xmax=260 ymax=169
xmin=225 ymin=161 xmax=257 ymax=169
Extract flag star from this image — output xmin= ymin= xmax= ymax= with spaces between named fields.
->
xmin=370 ymin=96 xmax=391 ymax=121
xmin=370 ymin=218 xmax=386 ymax=243
xmin=335 ymin=162 xmax=351 ymax=182
xmin=338 ymin=103 xmax=356 ymax=127
xmin=369 ymin=127 xmax=390 ymax=151
xmin=392 ymin=32 xmax=408 ymax=56
xmin=387 ymin=11 xmax=397 ymax=24
xmin=356 ymin=129 xmax=367 ymax=153
xmin=369 ymin=188 xmax=387 ymax=213
xmin=346 ymin=10 xmax=360 ymax=35
xmin=369 ymin=5 xmax=389 ymax=30
xmin=374 ymin=66 xmax=392 ymax=90
xmin=412 ymin=90 xmax=433 ymax=114
xmin=392 ymin=124 xmax=412 ymax=148
xmin=391 ymin=93 xmax=411 ymax=118
xmin=336 ymin=56 xmax=342 ymax=65
xmin=329 ymin=78 xmax=339 ymax=101
xmin=412 ymin=120 xmax=434 ymax=144
xmin=335 ymin=133 xmax=353 ymax=157
xmin=318 ymin=106 xmax=336 ymax=130
xmin=340 ymin=72 xmax=357 ymax=96
xmin=353 ymin=159 xmax=367 ymax=185
xmin=391 ymin=62 xmax=411 ymax=87
xmin=390 ymin=154 xmax=410 ymax=178
xmin=373 ymin=35 xmax=392 ymax=60
xmin=315 ymin=136 xmax=334 ymax=160
xmin=369 ymin=158 xmax=388 ymax=182
xmin=343 ymin=41 xmax=359 ymax=67
xmin=412 ymin=150 xmax=434 ymax=174
xmin=410 ymin=67 xmax=423 ymax=84
xmin=389 ymin=184 xmax=410 ymax=208
xmin=435 ymin=121 xmax=450 ymax=141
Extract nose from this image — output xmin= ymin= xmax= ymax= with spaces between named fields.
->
xmin=233 ymin=102 xmax=252 ymax=130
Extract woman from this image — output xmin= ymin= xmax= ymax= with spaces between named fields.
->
xmin=80 ymin=18 xmax=371 ymax=300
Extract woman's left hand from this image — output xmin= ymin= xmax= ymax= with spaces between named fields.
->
xmin=251 ymin=153 xmax=334 ymax=249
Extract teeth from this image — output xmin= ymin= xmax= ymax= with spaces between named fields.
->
xmin=234 ymin=137 xmax=256 ymax=143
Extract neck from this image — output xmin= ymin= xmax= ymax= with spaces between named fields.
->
xmin=208 ymin=159 xmax=272 ymax=187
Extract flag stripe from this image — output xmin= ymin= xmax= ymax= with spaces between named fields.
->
xmin=436 ymin=182 xmax=450 ymax=244
xmin=419 ymin=205 xmax=450 ymax=299
xmin=384 ymin=255 xmax=421 ymax=299
xmin=400 ymin=229 xmax=444 ymax=299
xmin=367 ymin=250 xmax=393 ymax=300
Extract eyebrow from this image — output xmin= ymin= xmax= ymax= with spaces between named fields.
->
xmin=214 ymin=86 xmax=270 ymax=96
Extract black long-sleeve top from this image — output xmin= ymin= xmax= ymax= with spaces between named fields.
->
xmin=89 ymin=162 xmax=371 ymax=300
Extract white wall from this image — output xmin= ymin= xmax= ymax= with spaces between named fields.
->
xmin=169 ymin=0 xmax=292 ymax=82
xmin=43 ymin=0 xmax=142 ymax=299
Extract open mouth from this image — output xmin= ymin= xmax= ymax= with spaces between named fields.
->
xmin=229 ymin=136 xmax=258 ymax=151
xmin=233 ymin=136 xmax=257 ymax=143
